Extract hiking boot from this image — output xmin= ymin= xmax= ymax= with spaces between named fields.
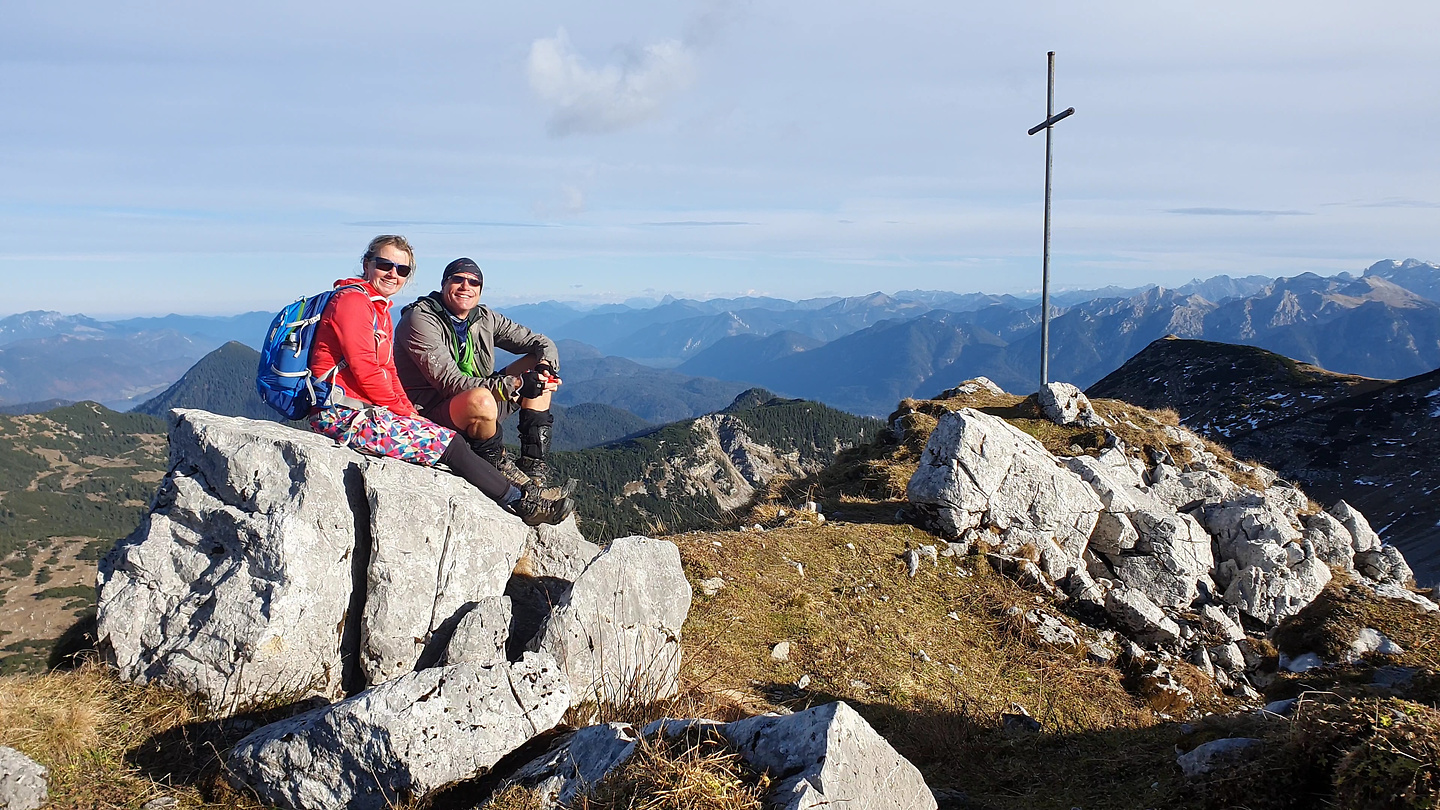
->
xmin=505 ymin=481 xmax=575 ymax=527
xmin=492 ymin=450 xmax=530 ymax=487
xmin=516 ymin=456 xmax=551 ymax=488
xmin=470 ymin=437 xmax=529 ymax=487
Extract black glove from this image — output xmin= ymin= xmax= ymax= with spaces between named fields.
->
xmin=519 ymin=365 xmax=553 ymax=399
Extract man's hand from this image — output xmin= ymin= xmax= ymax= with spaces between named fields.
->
xmin=519 ymin=363 xmax=562 ymax=399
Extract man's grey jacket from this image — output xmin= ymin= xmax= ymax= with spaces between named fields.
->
xmin=394 ymin=292 xmax=560 ymax=415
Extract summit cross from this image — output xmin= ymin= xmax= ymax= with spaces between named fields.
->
xmin=1027 ymin=50 xmax=1076 ymax=388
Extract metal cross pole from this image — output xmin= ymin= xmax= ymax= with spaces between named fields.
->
xmin=1027 ymin=51 xmax=1075 ymax=388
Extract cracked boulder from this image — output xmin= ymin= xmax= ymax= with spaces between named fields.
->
xmin=360 ymin=462 xmax=530 ymax=684
xmin=97 ymin=410 xmax=365 ymax=705
xmin=97 ymin=409 xmax=546 ymax=708
xmin=226 ymin=653 xmax=569 ymax=810
xmin=907 ymin=408 xmax=1103 ymax=566
xmin=530 ymin=536 xmax=692 ymax=706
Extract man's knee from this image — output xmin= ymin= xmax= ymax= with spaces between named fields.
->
xmin=454 ymin=387 xmax=498 ymax=425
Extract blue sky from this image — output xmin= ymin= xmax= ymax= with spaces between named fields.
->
xmin=4 ymin=1 xmax=1439 ymax=316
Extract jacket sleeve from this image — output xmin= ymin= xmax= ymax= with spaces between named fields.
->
xmin=490 ymin=312 xmax=561 ymax=371
xmin=327 ymin=290 xmax=416 ymax=416
xmin=397 ymin=306 xmax=486 ymax=400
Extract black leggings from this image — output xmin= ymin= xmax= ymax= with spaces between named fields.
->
xmin=439 ymin=438 xmax=513 ymax=501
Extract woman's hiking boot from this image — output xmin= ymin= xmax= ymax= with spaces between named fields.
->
xmin=505 ymin=480 xmax=575 ymax=526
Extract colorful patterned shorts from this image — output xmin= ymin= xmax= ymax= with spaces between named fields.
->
xmin=309 ymin=405 xmax=455 ymax=467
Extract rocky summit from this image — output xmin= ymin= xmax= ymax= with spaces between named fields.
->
xmin=902 ymin=381 xmax=1432 ymax=703
xmin=5 ymin=375 xmax=1438 ymax=810
xmin=1089 ymin=336 xmax=1440 ymax=589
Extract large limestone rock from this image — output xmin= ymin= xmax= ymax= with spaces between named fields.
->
xmin=1104 ymin=587 xmax=1181 ymax=644
xmin=908 ymin=408 xmax=1103 ymax=563
xmin=1104 ymin=509 xmax=1214 ymax=609
xmin=531 ymin=536 xmax=692 ymax=706
xmin=1203 ymin=495 xmax=1331 ymax=623
xmin=227 ymin=653 xmax=569 ymax=810
xmin=1038 ymin=382 xmax=1108 ymax=427
xmin=360 ymin=462 xmax=530 ymax=684
xmin=0 ymin=746 xmax=48 ymax=810
xmin=721 ymin=702 xmax=939 ymax=810
xmin=97 ymin=410 xmax=364 ymax=704
xmin=97 ymin=410 xmax=549 ymax=708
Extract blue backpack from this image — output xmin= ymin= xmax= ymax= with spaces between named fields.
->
xmin=255 ymin=284 xmax=365 ymax=420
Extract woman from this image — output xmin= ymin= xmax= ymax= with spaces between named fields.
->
xmin=307 ymin=234 xmax=573 ymax=526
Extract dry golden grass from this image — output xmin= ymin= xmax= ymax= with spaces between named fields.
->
xmin=672 ymin=519 xmax=1206 ymax=809
xmin=577 ymin=726 xmax=768 ymax=810
xmin=1183 ymin=695 xmax=1440 ymax=810
xmin=0 ymin=659 xmax=268 ymax=809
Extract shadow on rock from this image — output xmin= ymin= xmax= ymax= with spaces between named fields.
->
xmin=504 ymin=572 xmax=572 ymax=660
xmin=125 ymin=697 xmax=328 ymax=797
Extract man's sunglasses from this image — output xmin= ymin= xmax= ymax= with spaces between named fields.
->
xmin=367 ymin=256 xmax=413 ymax=278
xmin=446 ymin=275 xmax=482 ymax=289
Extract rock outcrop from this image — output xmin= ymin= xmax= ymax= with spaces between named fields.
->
xmin=0 ymin=746 xmax=48 ymax=810
xmin=531 ymin=536 xmax=692 ymax=706
xmin=227 ymin=654 xmax=570 ymax=810
xmin=96 ymin=411 xmax=680 ymax=712
xmin=907 ymin=408 xmax=1103 ymax=570
xmin=905 ymin=404 xmax=1431 ymax=699
xmin=97 ymin=411 xmax=364 ymax=704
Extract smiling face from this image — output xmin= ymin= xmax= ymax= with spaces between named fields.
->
xmin=362 ymin=243 xmax=413 ymax=299
xmin=440 ymin=271 xmax=482 ymax=318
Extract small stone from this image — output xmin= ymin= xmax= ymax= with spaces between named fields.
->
xmin=903 ymin=549 xmax=921 ymax=577
xmin=771 ymin=642 xmax=791 ymax=662
xmin=1284 ymin=652 xmax=1324 ymax=673
xmin=947 ymin=611 xmax=961 ymax=621
xmin=1002 ymin=704 xmax=1041 ymax=733
xmin=797 ymin=674 xmax=811 ymax=689
xmin=143 ymin=800 xmax=180 ymax=810
xmin=1261 ymin=699 xmax=1297 ymax=717
xmin=1176 ymin=738 xmax=1263 ymax=778
xmin=698 ymin=577 xmax=726 ymax=597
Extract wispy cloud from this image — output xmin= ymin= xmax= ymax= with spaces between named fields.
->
xmin=1357 ymin=199 xmax=1440 ymax=209
xmin=1165 ymin=207 xmax=1311 ymax=216
xmin=527 ymin=29 xmax=695 ymax=136
xmin=344 ymin=220 xmax=557 ymax=228
xmin=639 ymin=220 xmax=751 ymax=227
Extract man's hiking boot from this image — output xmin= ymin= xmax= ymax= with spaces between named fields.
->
xmin=516 ymin=456 xmax=551 ymax=488
xmin=471 ymin=438 xmax=529 ymax=487
xmin=505 ymin=481 xmax=575 ymax=527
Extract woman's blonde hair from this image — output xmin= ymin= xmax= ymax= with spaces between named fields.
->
xmin=361 ymin=234 xmax=416 ymax=286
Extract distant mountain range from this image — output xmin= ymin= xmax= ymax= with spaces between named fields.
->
xmin=674 ymin=269 xmax=1440 ymax=415
xmin=3 ymin=259 xmax=1437 ymax=416
xmin=1089 ymin=336 xmax=1440 ymax=589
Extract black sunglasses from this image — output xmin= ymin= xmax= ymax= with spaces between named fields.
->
xmin=367 ymin=256 xmax=413 ymax=278
xmin=446 ymin=275 xmax=482 ymax=288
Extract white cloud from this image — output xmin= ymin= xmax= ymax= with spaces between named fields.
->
xmin=527 ymin=28 xmax=695 ymax=136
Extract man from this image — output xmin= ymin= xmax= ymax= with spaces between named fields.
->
xmin=395 ymin=258 xmax=562 ymax=486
